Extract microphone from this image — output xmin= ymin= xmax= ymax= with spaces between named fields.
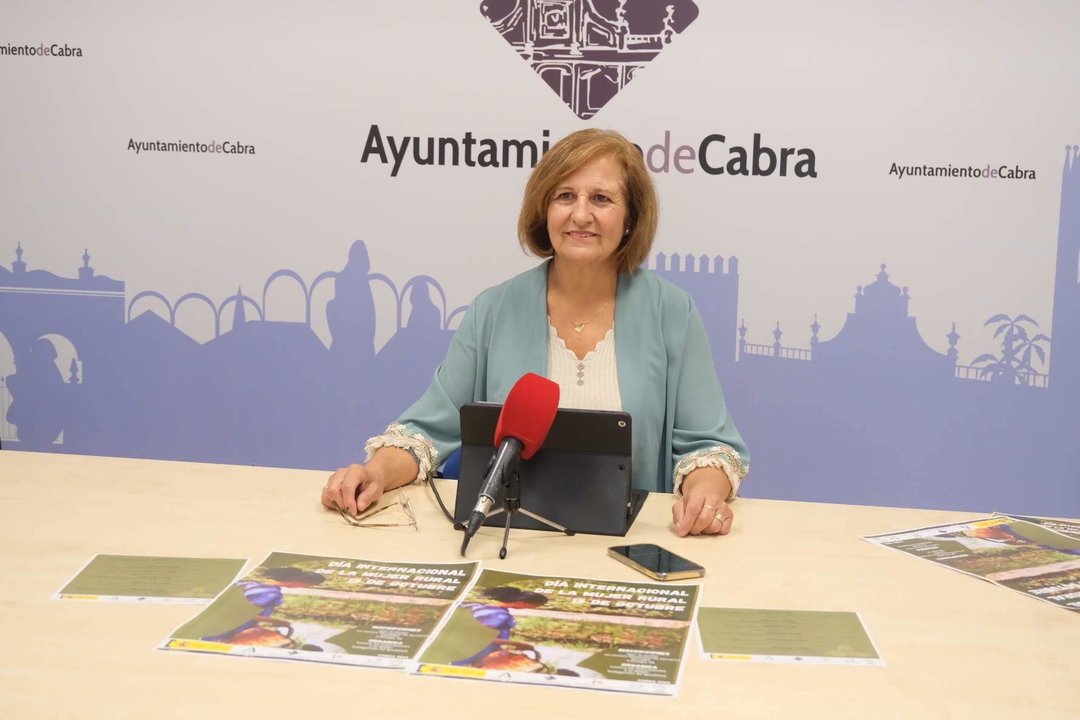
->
xmin=462 ymin=373 xmax=560 ymax=550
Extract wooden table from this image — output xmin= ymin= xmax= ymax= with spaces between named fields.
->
xmin=1 ymin=451 xmax=1076 ymax=718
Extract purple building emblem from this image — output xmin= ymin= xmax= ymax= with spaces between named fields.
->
xmin=481 ymin=0 xmax=700 ymax=119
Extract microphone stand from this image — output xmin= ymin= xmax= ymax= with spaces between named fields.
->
xmin=488 ymin=465 xmax=575 ymax=559
xmin=460 ymin=453 xmax=575 ymax=559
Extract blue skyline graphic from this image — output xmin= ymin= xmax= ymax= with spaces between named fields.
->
xmin=2 ymin=148 xmax=1077 ymax=517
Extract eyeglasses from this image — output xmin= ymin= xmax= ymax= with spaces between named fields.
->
xmin=334 ymin=489 xmax=417 ymax=530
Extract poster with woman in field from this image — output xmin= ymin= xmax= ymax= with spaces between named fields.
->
xmin=412 ymin=569 xmax=700 ymax=695
xmin=162 ymin=551 xmax=479 ymax=667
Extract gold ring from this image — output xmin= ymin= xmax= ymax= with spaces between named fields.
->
xmin=714 ymin=511 xmax=724 ymax=522
xmin=703 ymin=504 xmax=716 ymax=512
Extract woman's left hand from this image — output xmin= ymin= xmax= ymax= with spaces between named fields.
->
xmin=672 ymin=467 xmax=734 ymax=537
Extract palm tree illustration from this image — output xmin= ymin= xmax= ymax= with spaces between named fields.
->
xmin=970 ymin=314 xmax=1051 ymax=385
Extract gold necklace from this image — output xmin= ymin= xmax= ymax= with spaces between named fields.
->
xmin=552 ymin=285 xmax=610 ymax=334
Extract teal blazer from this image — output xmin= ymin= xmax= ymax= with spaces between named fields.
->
xmin=398 ymin=261 xmax=749 ymax=492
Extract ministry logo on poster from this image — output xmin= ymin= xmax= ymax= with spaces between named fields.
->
xmin=480 ymin=0 xmax=700 ymax=119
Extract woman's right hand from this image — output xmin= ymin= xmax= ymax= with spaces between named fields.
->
xmin=322 ymin=463 xmax=386 ymax=516
xmin=322 ymin=447 xmax=420 ymax=516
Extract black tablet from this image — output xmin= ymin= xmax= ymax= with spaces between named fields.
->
xmin=453 ymin=402 xmax=646 ymax=536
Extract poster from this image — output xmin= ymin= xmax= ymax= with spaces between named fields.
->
xmin=411 ymin=569 xmax=699 ymax=695
xmin=993 ymin=514 xmax=1080 ymax=541
xmin=161 ymin=551 xmax=478 ymax=667
xmin=696 ymin=607 xmax=883 ymax=666
xmin=865 ymin=517 xmax=1080 ymax=612
xmin=54 ymin=554 xmax=246 ymax=604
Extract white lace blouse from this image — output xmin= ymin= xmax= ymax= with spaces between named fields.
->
xmin=546 ymin=323 xmax=622 ymax=412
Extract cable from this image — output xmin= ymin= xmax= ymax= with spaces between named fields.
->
xmin=429 ymin=473 xmax=465 ymax=530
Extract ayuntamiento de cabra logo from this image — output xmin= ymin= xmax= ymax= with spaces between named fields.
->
xmin=480 ymin=0 xmax=700 ymax=119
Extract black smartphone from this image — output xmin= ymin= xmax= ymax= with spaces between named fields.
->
xmin=607 ymin=543 xmax=705 ymax=581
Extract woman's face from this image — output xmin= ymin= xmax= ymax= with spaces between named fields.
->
xmin=545 ymin=155 xmax=628 ymax=271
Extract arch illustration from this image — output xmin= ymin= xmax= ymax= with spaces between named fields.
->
xmin=308 ymin=270 xmax=340 ymax=347
xmin=37 ymin=333 xmax=81 ymax=383
xmin=127 ymin=291 xmax=175 ymax=324
xmin=309 ymin=270 xmax=339 ymax=322
xmin=175 ymin=293 xmax=221 ymax=338
xmin=401 ymin=275 xmax=449 ymax=328
xmin=368 ymin=272 xmax=402 ymax=330
xmin=309 ymin=270 xmax=338 ymax=296
xmin=0 ymin=330 xmax=15 ymax=441
xmin=581 ymin=64 xmax=619 ymax=115
xmin=0 ymin=329 xmax=16 ymax=378
xmin=262 ymin=269 xmax=310 ymax=324
xmin=536 ymin=62 xmax=573 ymax=101
xmin=446 ymin=306 xmax=469 ymax=329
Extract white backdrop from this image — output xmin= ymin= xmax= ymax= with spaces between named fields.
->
xmin=3 ymin=0 xmax=1078 ymax=514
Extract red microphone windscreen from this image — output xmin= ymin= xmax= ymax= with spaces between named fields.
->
xmin=494 ymin=373 xmax=560 ymax=459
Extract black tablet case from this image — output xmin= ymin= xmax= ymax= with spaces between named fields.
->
xmin=454 ymin=402 xmax=646 ymax=536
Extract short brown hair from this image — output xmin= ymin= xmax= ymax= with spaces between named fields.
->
xmin=517 ymin=128 xmax=658 ymax=274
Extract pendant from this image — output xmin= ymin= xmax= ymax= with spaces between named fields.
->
xmin=573 ymin=323 xmax=586 ymax=334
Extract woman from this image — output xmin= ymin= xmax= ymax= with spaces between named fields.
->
xmin=322 ymin=129 xmax=749 ymax=537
